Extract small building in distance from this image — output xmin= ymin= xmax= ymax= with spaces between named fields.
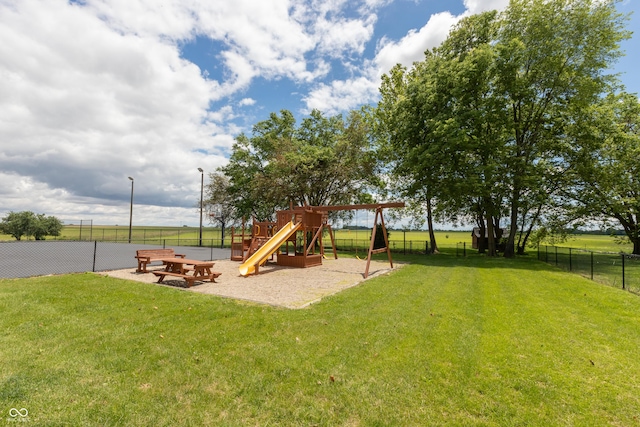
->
xmin=471 ymin=227 xmax=508 ymax=251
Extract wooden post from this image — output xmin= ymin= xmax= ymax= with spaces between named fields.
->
xmin=325 ymin=224 xmax=338 ymax=259
xmin=364 ymin=207 xmax=394 ymax=278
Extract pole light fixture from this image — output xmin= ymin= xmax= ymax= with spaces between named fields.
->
xmin=198 ymin=168 xmax=204 ymax=247
xmin=128 ymin=176 xmax=134 ymax=244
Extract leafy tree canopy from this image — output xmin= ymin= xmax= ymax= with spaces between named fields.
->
xmin=566 ymin=92 xmax=640 ymax=254
xmin=0 ymin=211 xmax=63 ymax=241
xmin=376 ymin=0 xmax=631 ymax=256
xmin=220 ymin=109 xmax=378 ymax=221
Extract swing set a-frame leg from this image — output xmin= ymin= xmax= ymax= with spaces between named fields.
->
xmin=364 ymin=207 xmax=394 ymax=278
xmin=325 ymin=224 xmax=338 ymax=259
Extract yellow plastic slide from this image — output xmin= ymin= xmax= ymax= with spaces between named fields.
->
xmin=238 ymin=220 xmax=301 ymax=276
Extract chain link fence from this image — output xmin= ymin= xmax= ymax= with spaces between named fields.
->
xmin=0 ymin=241 xmax=230 ymax=279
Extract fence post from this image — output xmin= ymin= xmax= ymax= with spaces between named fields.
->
xmin=425 ymin=241 xmax=428 ymax=255
xmin=403 ymin=230 xmax=406 ymax=255
xmin=590 ymin=251 xmax=594 ymax=280
xmin=569 ymin=248 xmax=572 ymax=272
xmin=92 ymin=241 xmax=97 ymax=272
xmin=555 ymin=246 xmax=558 ymax=266
xmin=621 ymin=254 xmax=626 ymax=290
xmin=464 ymin=242 xmax=466 ymax=257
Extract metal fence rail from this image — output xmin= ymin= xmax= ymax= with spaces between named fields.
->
xmin=537 ymin=246 xmax=640 ymax=294
xmin=0 ymin=241 xmax=230 ymax=279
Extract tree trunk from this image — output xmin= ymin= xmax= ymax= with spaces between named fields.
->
xmin=477 ymin=219 xmax=487 ymax=254
xmin=503 ymin=188 xmax=519 ymax=258
xmin=517 ymin=204 xmax=543 ymax=255
xmin=486 ymin=213 xmax=497 ymax=257
xmin=614 ymin=214 xmax=640 ymax=255
xmin=426 ymin=198 xmax=438 ymax=253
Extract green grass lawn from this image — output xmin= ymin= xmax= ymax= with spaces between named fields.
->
xmin=2 ymin=254 xmax=640 ymax=425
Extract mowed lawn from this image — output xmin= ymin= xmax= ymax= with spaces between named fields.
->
xmin=1 ymin=254 xmax=640 ymax=426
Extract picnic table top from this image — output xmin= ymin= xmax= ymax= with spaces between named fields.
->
xmin=160 ymin=257 xmax=214 ymax=266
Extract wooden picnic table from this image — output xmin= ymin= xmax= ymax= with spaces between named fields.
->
xmin=151 ymin=257 xmax=221 ymax=287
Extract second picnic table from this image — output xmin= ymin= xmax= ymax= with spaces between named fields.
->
xmin=152 ymin=257 xmax=221 ymax=287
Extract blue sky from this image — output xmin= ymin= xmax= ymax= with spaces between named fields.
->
xmin=0 ymin=0 xmax=638 ymax=227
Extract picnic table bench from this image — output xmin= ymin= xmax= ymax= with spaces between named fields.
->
xmin=135 ymin=248 xmax=185 ymax=273
xmin=151 ymin=257 xmax=222 ymax=287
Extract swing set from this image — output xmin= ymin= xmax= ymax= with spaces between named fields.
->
xmin=230 ymin=202 xmax=405 ymax=278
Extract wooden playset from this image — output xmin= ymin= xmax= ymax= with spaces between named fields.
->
xmin=231 ymin=202 xmax=405 ymax=277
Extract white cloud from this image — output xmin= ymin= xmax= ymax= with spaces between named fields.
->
xmin=303 ymin=75 xmax=379 ymax=116
xmin=238 ymin=98 xmax=256 ymax=107
xmin=86 ymin=0 xmax=323 ymax=85
xmin=374 ymin=11 xmax=459 ymax=74
xmin=0 ymin=0 xmax=226 ymax=218
xmin=464 ymin=0 xmax=510 ymax=15
xmin=315 ymin=14 xmax=376 ymax=57
xmin=363 ymin=0 xmax=393 ymax=8
xmin=207 ymin=106 xmax=236 ymax=123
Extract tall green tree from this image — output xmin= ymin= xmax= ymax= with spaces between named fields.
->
xmin=377 ymin=11 xmax=509 ymax=256
xmin=220 ymin=109 xmax=377 ymax=221
xmin=376 ymin=0 xmax=629 ymax=257
xmin=0 ymin=211 xmax=63 ymax=240
xmin=203 ymin=172 xmax=238 ymax=247
xmin=377 ymin=62 xmax=443 ymax=252
xmin=567 ymin=92 xmax=640 ymax=254
xmin=495 ymin=0 xmax=628 ymax=257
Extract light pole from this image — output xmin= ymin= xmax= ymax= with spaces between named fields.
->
xmin=128 ymin=176 xmax=134 ymax=243
xmin=198 ymin=168 xmax=204 ymax=247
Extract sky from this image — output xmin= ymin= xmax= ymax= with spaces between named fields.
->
xmin=1 ymin=0 xmax=638 ymax=227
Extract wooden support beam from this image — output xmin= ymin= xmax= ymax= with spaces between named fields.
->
xmin=289 ymin=202 xmax=405 ymax=212
xmin=325 ymin=224 xmax=338 ymax=259
xmin=305 ymin=225 xmax=324 ymax=256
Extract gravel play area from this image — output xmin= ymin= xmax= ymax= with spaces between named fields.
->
xmin=99 ymin=256 xmax=406 ymax=309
